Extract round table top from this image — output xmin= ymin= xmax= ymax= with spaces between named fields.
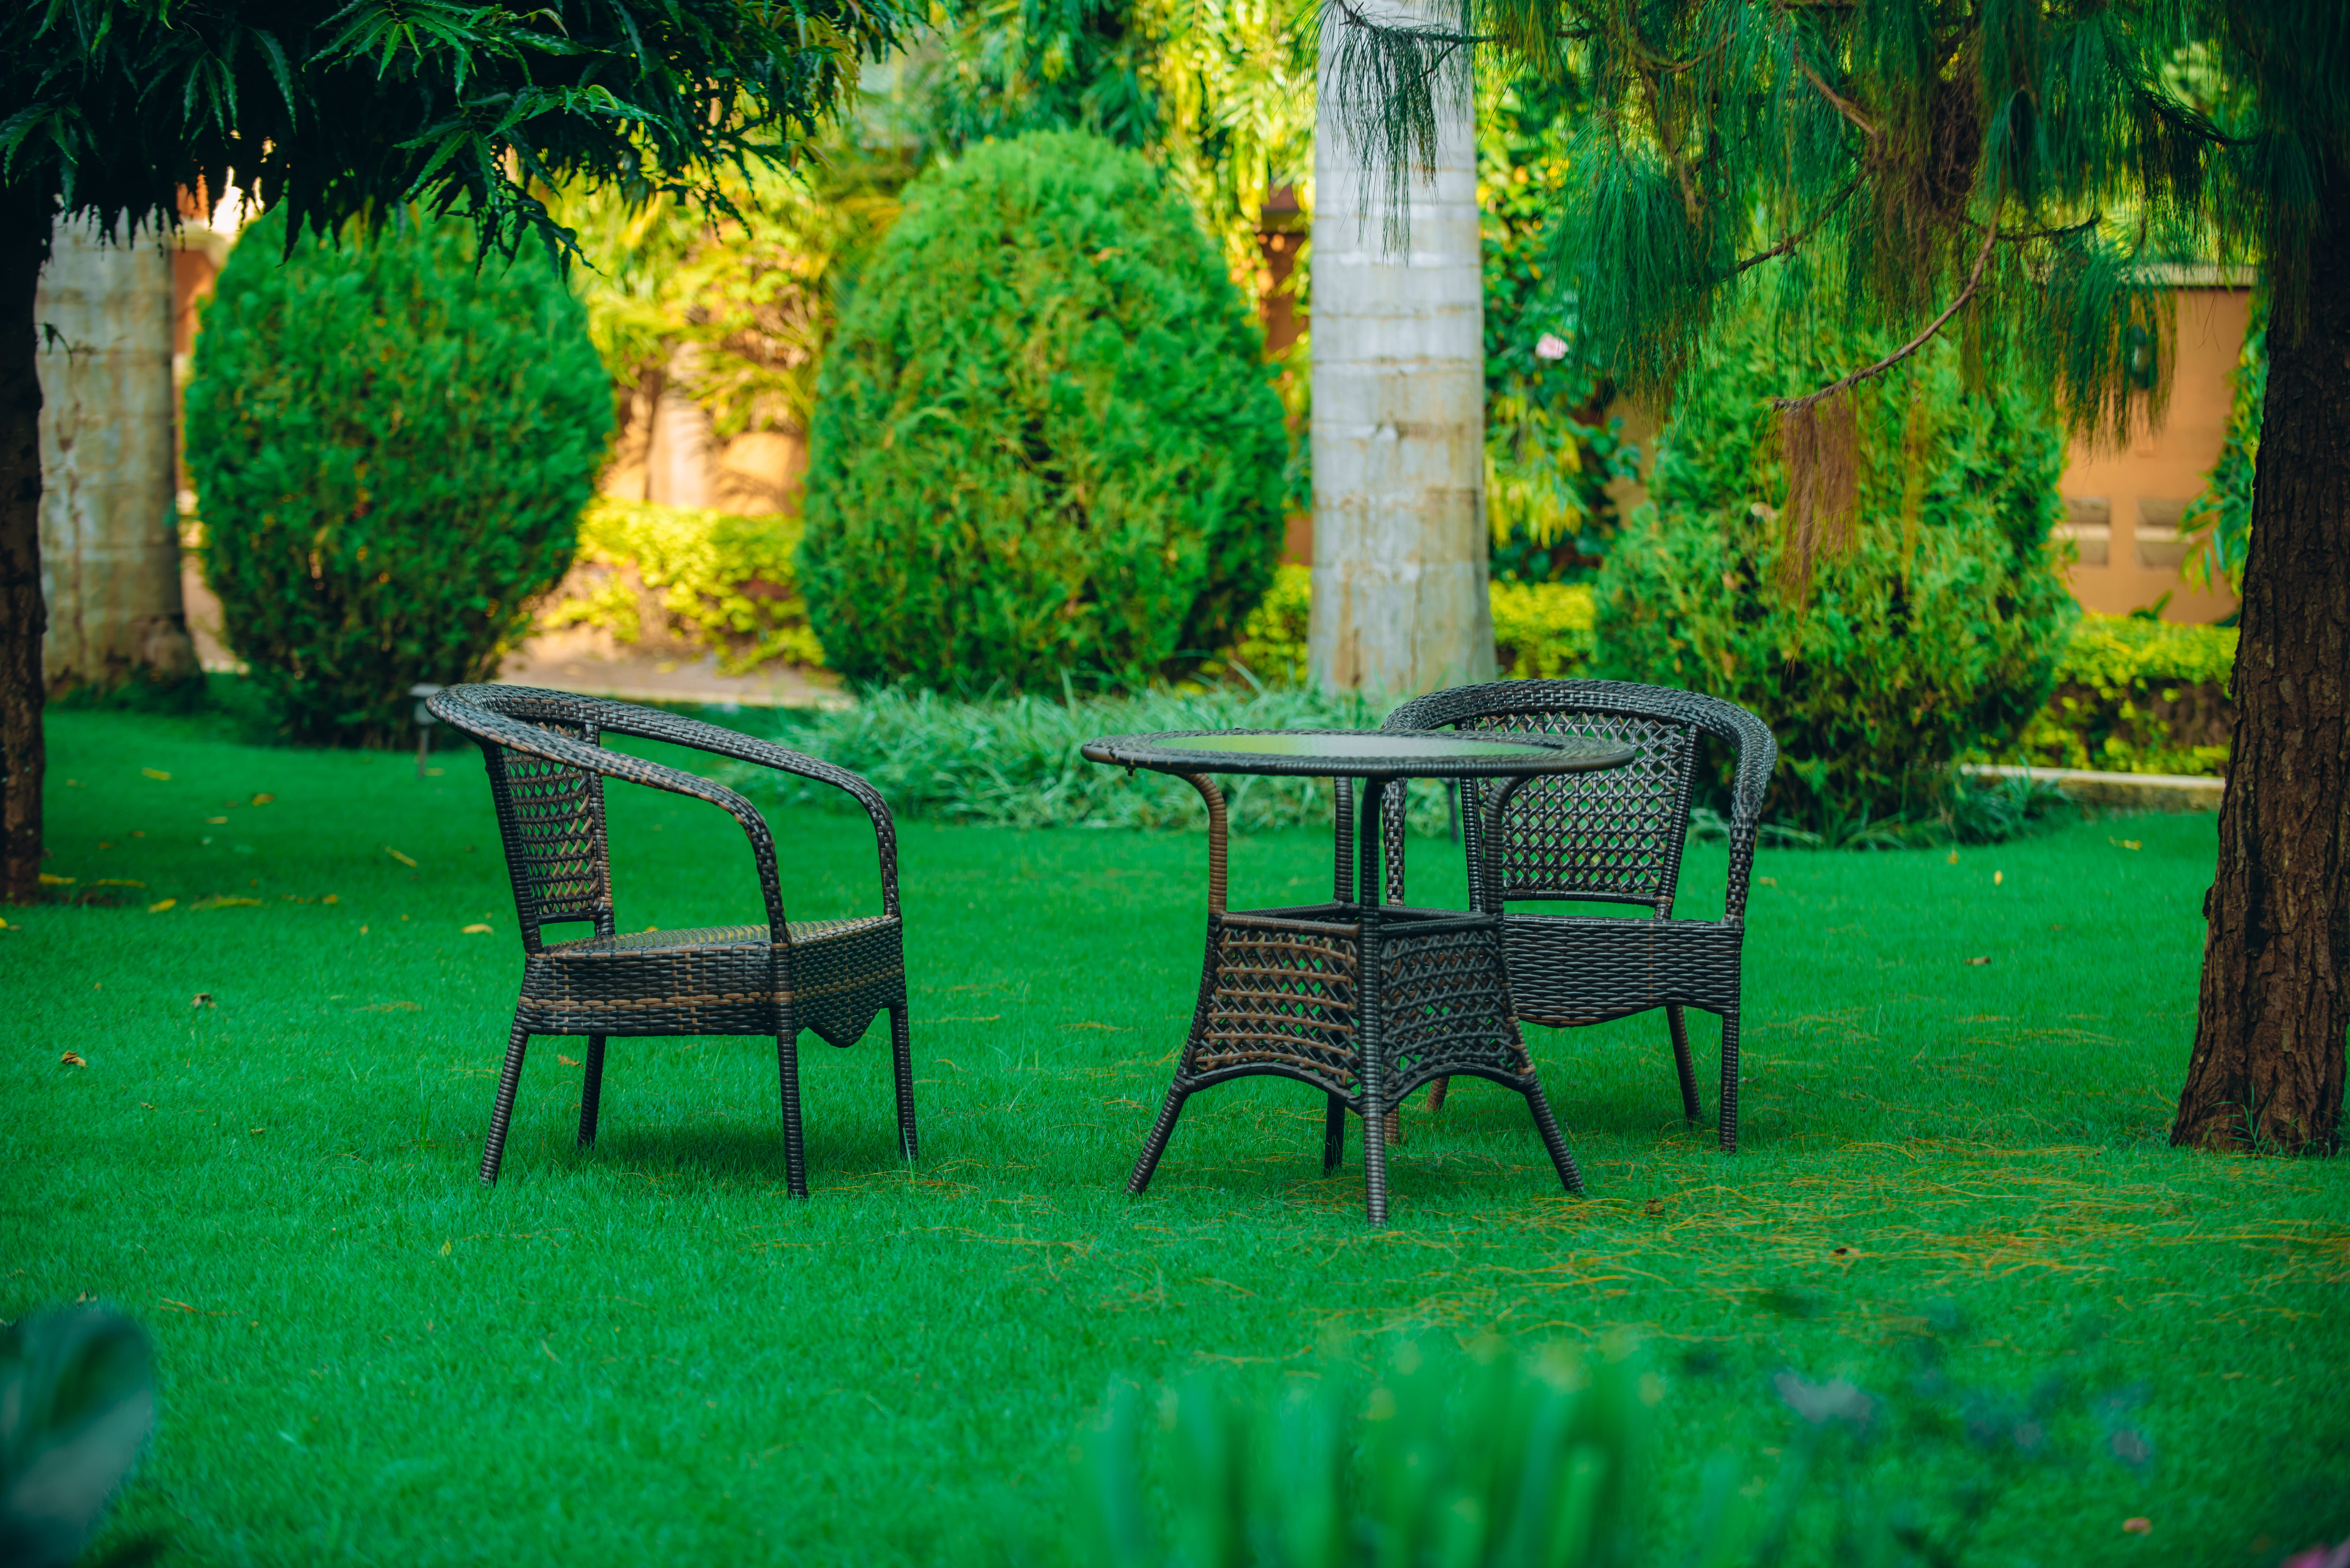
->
xmin=1079 ymin=728 xmax=1636 ymax=779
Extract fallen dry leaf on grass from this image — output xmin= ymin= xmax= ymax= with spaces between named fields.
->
xmin=461 ymin=923 xmax=492 ymax=934
xmin=38 ymin=873 xmax=74 ymax=887
xmin=558 ymin=1055 xmax=581 ymax=1066
xmin=192 ymin=993 xmax=214 ymax=1008
xmin=60 ymin=1052 xmax=86 ymax=1067
xmin=252 ymin=793 xmax=274 ymax=805
xmin=384 ymin=847 xmax=419 ymax=868
xmin=142 ymin=768 xmax=170 ymax=781
xmin=1965 ymin=956 xmax=1992 ymax=966
xmin=148 ymin=899 xmax=175 ymax=913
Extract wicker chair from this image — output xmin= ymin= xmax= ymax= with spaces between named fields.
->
xmin=1378 ymin=680 xmax=1776 ymax=1151
xmin=426 ymin=685 xmax=917 ymax=1192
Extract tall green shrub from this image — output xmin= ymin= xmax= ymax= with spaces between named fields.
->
xmin=1595 ymin=307 xmax=2076 ymax=835
xmin=186 ymin=212 xmax=609 ymax=745
xmin=798 ymin=129 xmax=1288 ymax=692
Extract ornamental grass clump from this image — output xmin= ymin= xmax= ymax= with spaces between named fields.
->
xmin=1595 ymin=305 xmax=2076 ymax=841
xmin=186 ymin=211 xmax=609 ymax=746
xmin=797 ymin=129 xmax=1289 ymax=693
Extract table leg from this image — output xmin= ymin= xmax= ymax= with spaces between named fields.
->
xmin=1331 ymin=778 xmax=1354 ymax=902
xmin=1322 ymin=1094 xmax=1346 ymax=1173
xmin=1356 ymin=775 xmax=1391 ymax=1223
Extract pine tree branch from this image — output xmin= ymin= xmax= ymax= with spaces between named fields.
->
xmin=1730 ymin=171 xmax=1863 ymax=276
xmin=1769 ymin=214 xmax=2001 ymax=413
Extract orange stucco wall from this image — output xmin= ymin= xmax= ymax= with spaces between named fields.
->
xmin=2055 ymin=287 xmax=2249 ymax=623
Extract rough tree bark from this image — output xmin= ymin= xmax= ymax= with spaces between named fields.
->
xmin=1307 ymin=0 xmax=1496 ymax=696
xmin=2172 ymin=186 xmax=2350 ymax=1153
xmin=1 ymin=189 xmax=52 ymax=904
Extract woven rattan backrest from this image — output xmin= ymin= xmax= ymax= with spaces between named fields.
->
xmin=1384 ymin=680 xmax=1757 ymax=912
xmin=440 ymin=689 xmax=616 ymax=946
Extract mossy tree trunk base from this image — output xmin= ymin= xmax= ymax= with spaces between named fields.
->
xmin=2172 ymin=187 xmax=2350 ymax=1155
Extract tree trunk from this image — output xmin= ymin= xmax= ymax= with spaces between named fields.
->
xmin=37 ymin=215 xmax=198 ymax=694
xmin=2172 ymin=188 xmax=2350 ymax=1154
xmin=1307 ymin=1 xmax=1495 ymax=696
xmin=1 ymin=190 xmax=51 ymax=904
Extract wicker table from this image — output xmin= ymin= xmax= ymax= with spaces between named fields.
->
xmin=1079 ymin=728 xmax=1636 ymax=1225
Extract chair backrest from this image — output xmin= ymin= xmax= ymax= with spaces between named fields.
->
xmin=430 ymin=686 xmax=616 ymax=950
xmin=1383 ymin=679 xmax=1774 ymax=915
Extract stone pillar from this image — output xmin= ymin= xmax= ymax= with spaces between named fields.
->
xmin=37 ymin=216 xmax=197 ymax=692
xmin=1308 ymin=6 xmax=1493 ymax=697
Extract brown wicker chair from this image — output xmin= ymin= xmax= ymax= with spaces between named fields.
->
xmin=426 ymin=685 xmax=917 ymax=1192
xmin=1379 ymin=680 xmax=1776 ymax=1151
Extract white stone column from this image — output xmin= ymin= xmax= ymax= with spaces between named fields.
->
xmin=1308 ymin=6 xmax=1493 ymax=697
xmin=37 ymin=216 xmax=197 ymax=691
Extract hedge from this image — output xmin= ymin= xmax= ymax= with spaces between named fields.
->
xmin=532 ymin=514 xmax=2236 ymax=776
xmin=539 ymin=498 xmax=823 ymax=673
xmin=2012 ymin=613 xmax=2238 ymax=777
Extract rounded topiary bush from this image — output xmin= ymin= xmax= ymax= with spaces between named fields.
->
xmin=186 ymin=211 xmax=609 ymax=745
xmin=798 ymin=129 xmax=1288 ymax=691
xmin=1594 ymin=306 xmax=2077 ymax=836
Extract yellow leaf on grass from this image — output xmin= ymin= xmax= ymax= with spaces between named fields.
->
xmin=323 ymin=894 xmax=339 ymax=905
xmin=38 ymin=873 xmax=74 ymax=886
xmin=558 ymin=1055 xmax=582 ymax=1066
xmin=60 ymin=1052 xmax=86 ymax=1067
xmin=142 ymin=768 xmax=171 ymax=781
xmin=384 ymin=847 xmax=418 ymax=868
xmin=189 ymin=896 xmax=262 ymax=911
xmin=148 ymin=899 xmax=176 ymax=913
xmin=461 ymin=923 xmax=492 ymax=934
xmin=205 ymin=816 xmax=228 ymax=825
xmin=89 ymin=879 xmax=145 ymax=888
xmin=251 ymin=793 xmax=275 ymax=805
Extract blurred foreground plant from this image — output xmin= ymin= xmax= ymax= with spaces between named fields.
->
xmin=0 ymin=1306 xmax=156 ymax=1568
xmin=1084 ymin=1340 xmax=1646 ymax=1568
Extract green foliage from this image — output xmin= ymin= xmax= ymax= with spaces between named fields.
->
xmin=187 ymin=210 xmax=609 ymax=746
xmin=1084 ymin=1341 xmax=1645 ymax=1568
xmin=2186 ymin=296 xmax=2266 ymax=595
xmin=544 ymin=500 xmax=824 ymax=674
xmin=1 ymin=1305 xmax=155 ymax=1568
xmin=798 ymin=130 xmax=1287 ymax=693
xmin=1594 ymin=307 xmax=2076 ymax=838
xmin=2015 ymin=614 xmax=2239 ymax=777
xmin=1478 ymin=74 xmax=1640 ymax=583
xmin=913 ymin=0 xmax=1316 ymax=283
xmin=716 ymin=684 xmax=1457 ymax=833
xmin=2 ymin=0 xmax=907 ymax=261
xmin=547 ymin=144 xmax=917 ymax=446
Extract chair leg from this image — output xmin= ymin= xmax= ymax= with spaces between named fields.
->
xmin=1521 ymin=1078 xmax=1587 ymax=1197
xmin=1718 ymin=1007 xmax=1742 ymax=1154
xmin=577 ymin=1035 xmax=608 ymax=1147
xmin=480 ymin=1015 xmax=531 ymax=1186
xmin=1322 ymin=1093 xmax=1347 ymax=1173
xmin=777 ymin=1032 xmax=809 ymax=1199
xmin=1666 ymin=1005 xmax=1703 ymax=1124
xmin=1428 ymin=1076 xmax=1451 ymax=1113
xmin=889 ymin=1004 xmax=919 ymax=1163
xmin=1128 ymin=1085 xmax=1190 ymax=1195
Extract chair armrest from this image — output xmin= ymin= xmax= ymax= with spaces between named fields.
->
xmin=589 ymin=707 xmax=904 ymax=920
xmin=1718 ymin=714 xmax=1778 ymax=921
xmin=429 ymin=692 xmax=794 ymax=940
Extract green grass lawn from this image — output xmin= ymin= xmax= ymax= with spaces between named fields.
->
xmin=5 ymin=705 xmax=2346 ymax=1566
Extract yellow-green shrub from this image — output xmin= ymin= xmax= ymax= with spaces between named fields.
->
xmin=1225 ymin=565 xmax=1598 ymax=686
xmin=541 ymin=499 xmax=823 ymax=673
xmin=2015 ymin=614 xmax=2237 ymax=776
